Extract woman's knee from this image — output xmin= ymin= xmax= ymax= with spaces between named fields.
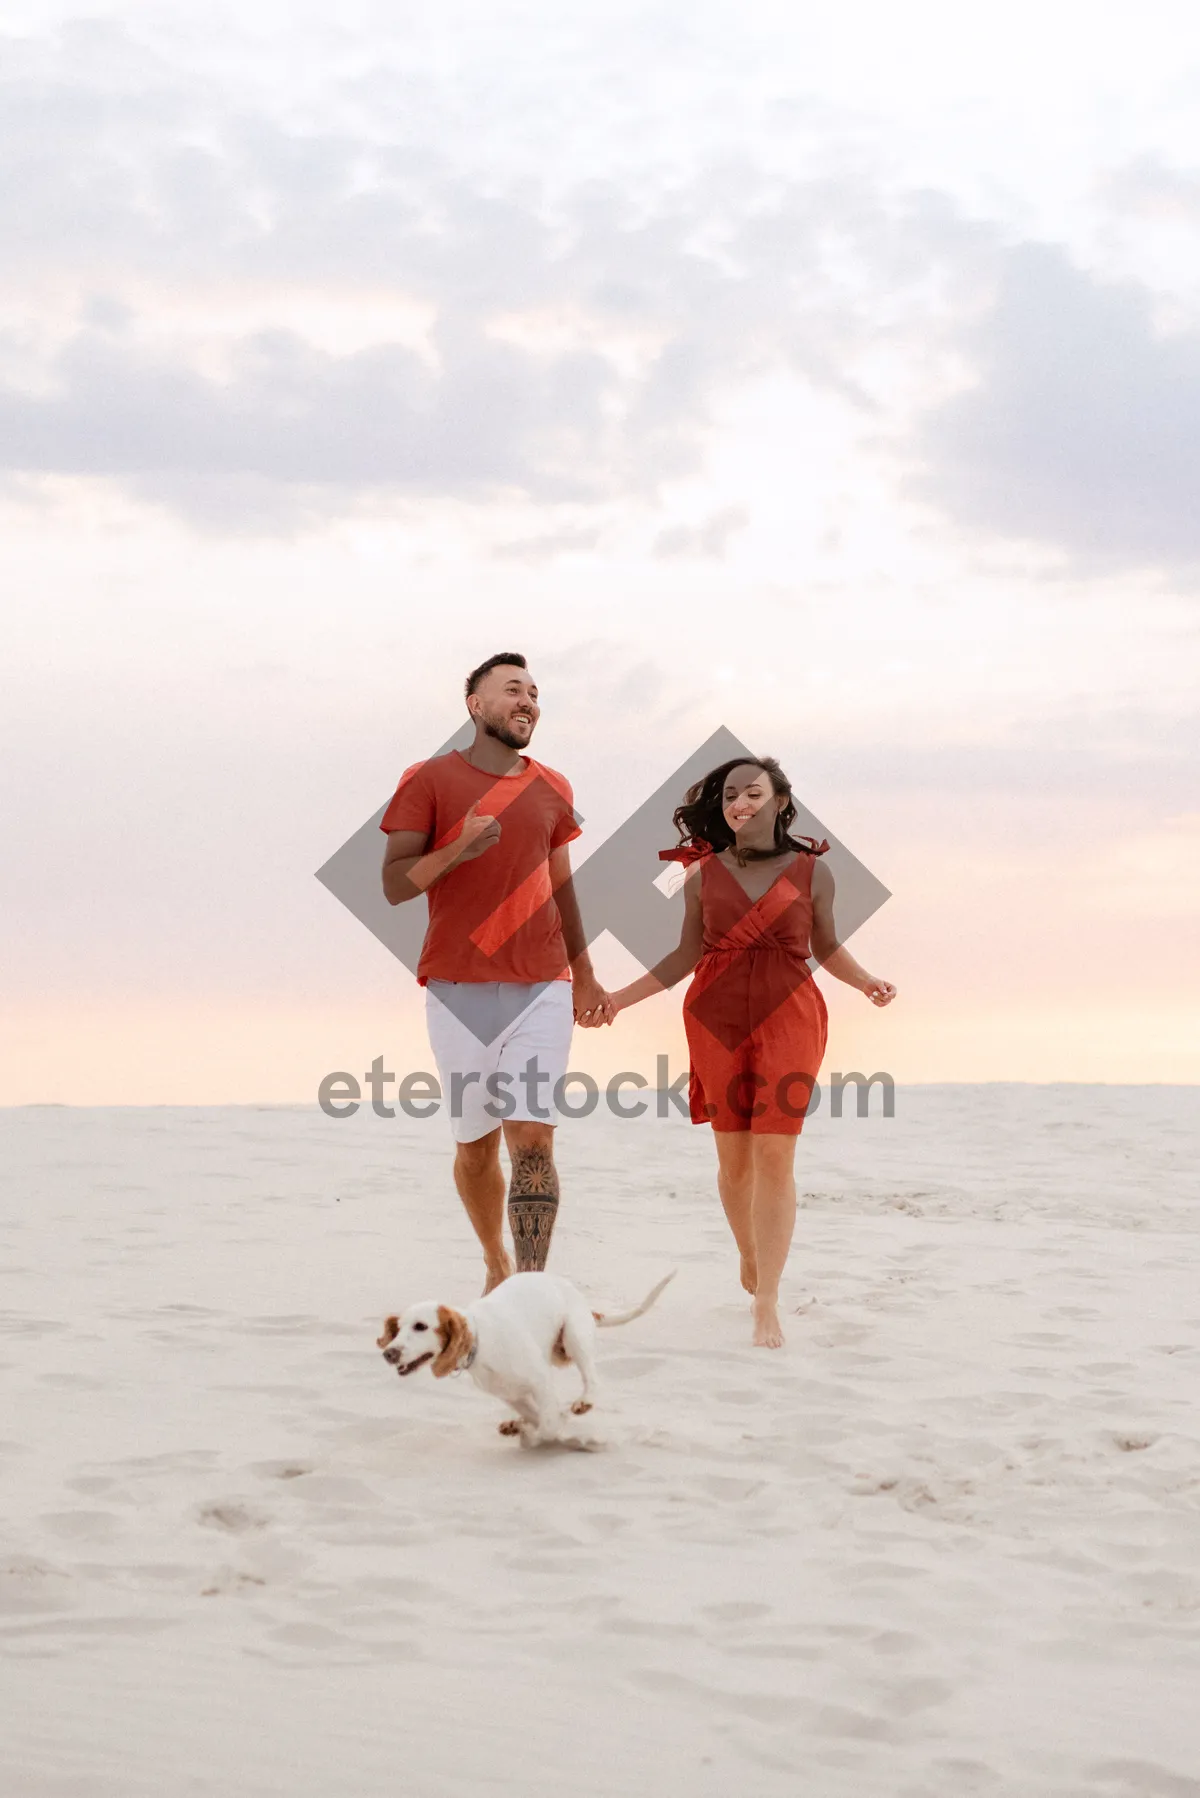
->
xmin=714 ymin=1130 xmax=753 ymax=1168
xmin=750 ymin=1134 xmax=799 ymax=1176
xmin=753 ymin=1129 xmax=798 ymax=1154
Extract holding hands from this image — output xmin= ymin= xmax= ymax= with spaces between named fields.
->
xmin=573 ymin=974 xmax=616 ymax=1028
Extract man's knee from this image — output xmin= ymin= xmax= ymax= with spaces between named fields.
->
xmin=455 ymin=1130 xmax=501 ymax=1176
xmin=504 ymin=1120 xmax=556 ymax=1157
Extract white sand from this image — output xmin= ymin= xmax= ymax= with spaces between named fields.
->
xmin=2 ymin=1087 xmax=1198 ymax=1797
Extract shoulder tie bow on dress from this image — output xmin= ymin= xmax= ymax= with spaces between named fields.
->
xmin=659 ymin=837 xmax=829 ymax=862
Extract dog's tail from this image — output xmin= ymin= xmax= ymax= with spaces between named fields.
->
xmin=593 ymin=1270 xmax=676 ymax=1329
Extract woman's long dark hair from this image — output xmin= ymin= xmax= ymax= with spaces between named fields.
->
xmin=671 ymin=756 xmax=823 ymax=864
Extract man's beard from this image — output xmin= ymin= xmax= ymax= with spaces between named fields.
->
xmin=481 ymin=712 xmax=533 ymax=750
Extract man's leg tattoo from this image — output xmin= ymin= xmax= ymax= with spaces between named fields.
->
xmin=508 ymin=1144 xmax=560 ymax=1272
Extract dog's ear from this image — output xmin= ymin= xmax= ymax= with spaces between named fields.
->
xmin=431 ymin=1305 xmax=469 ymax=1378
xmin=377 ymin=1316 xmax=400 ymax=1350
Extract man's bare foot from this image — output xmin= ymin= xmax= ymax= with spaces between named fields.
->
xmin=483 ymin=1254 xmax=513 ymax=1294
xmin=739 ymin=1254 xmax=758 ymax=1296
xmin=752 ymin=1296 xmax=785 ymax=1348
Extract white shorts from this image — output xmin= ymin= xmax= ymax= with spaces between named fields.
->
xmin=424 ymin=980 xmax=575 ymax=1144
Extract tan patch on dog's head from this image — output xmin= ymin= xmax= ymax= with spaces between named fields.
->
xmin=431 ymin=1305 xmax=471 ymax=1378
xmin=376 ymin=1316 xmax=400 ymax=1350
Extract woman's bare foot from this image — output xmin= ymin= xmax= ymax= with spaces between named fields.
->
xmin=739 ymin=1254 xmax=758 ymax=1296
xmin=751 ymin=1295 xmax=785 ymax=1348
xmin=483 ymin=1254 xmax=514 ymax=1294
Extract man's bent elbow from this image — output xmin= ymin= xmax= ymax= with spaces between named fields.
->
xmin=382 ymin=873 xmax=418 ymax=905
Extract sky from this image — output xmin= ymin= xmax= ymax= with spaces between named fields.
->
xmin=4 ymin=0 xmax=1199 ymax=1101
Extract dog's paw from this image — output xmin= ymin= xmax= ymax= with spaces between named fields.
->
xmin=497 ymin=1419 xmax=521 ymax=1437
xmin=570 ymin=1400 xmax=594 ymax=1415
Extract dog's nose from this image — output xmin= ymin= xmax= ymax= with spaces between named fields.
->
xmin=383 ymin=1346 xmax=401 ymax=1365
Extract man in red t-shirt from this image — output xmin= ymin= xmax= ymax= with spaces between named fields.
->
xmin=381 ymin=652 xmax=611 ymax=1288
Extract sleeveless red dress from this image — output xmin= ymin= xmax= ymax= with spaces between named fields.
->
xmin=679 ymin=847 xmax=829 ymax=1134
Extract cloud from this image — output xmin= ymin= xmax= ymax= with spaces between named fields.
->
xmin=813 ymin=702 xmax=1200 ymax=809
xmin=652 ymin=505 xmax=748 ymax=558
xmin=0 ymin=22 xmax=998 ymax=529
xmin=0 ymin=154 xmax=971 ymax=529
xmin=1100 ymin=155 xmax=1200 ymax=220
xmin=913 ymin=242 xmax=1200 ymax=570
xmin=492 ymin=524 xmax=603 ymax=561
xmin=0 ymin=315 xmax=693 ymax=519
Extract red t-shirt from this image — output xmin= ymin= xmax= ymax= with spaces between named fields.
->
xmin=379 ymin=751 xmax=582 ymax=985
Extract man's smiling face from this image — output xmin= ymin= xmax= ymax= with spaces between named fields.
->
xmin=468 ymin=663 xmax=540 ymax=749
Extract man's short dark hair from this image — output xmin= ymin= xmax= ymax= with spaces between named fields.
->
xmin=465 ymin=651 xmax=528 ymax=698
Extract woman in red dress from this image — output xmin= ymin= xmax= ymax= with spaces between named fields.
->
xmin=584 ymin=757 xmax=895 ymax=1348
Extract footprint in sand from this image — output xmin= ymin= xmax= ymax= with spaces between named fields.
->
xmin=932 ymin=1757 xmax=1002 ymax=1788
xmin=584 ymin=1513 xmax=631 ymax=1538
xmin=267 ymin=1622 xmax=350 ymax=1648
xmin=1087 ymin=1757 xmax=1200 ymax=1796
xmin=197 ymin=1500 xmax=271 ymax=1534
xmin=41 ymin=1510 xmax=120 ymax=1542
xmin=700 ymin=1474 xmax=768 ymax=1501
xmin=239 ymin=1314 xmax=323 ymax=1337
xmin=601 ymin=1616 xmax=698 ymax=1639
xmin=602 ymin=1354 xmax=665 ymax=1380
xmin=701 ymin=1600 xmax=772 ymax=1622
xmin=200 ymin=1570 xmax=267 ymax=1597
xmin=635 ymin=1667 xmax=801 ymax=1726
xmin=0 ymin=1555 xmax=75 ymax=1618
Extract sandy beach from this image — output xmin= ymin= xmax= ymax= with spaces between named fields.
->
xmin=2 ymin=1085 xmax=1198 ymax=1797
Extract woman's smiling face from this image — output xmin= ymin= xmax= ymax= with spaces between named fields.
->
xmin=722 ymin=763 xmax=782 ymax=844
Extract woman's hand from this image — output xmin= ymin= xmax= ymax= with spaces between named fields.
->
xmin=576 ymin=993 xmax=617 ymax=1027
xmin=861 ymin=976 xmax=896 ymax=1007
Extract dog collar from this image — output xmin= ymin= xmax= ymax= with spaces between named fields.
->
xmin=458 ymin=1330 xmax=478 ymax=1373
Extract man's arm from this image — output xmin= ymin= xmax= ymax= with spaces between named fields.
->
xmin=549 ymin=843 xmax=612 ymax=1022
xmin=382 ymin=803 xmax=500 ymax=905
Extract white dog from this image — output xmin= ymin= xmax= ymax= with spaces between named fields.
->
xmin=377 ymin=1270 xmax=675 ymax=1447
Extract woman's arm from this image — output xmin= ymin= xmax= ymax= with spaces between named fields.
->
xmin=601 ymin=865 xmax=706 ymax=1019
xmin=810 ymin=859 xmax=896 ymax=1007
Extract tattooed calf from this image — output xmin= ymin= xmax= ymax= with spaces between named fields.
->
xmin=508 ymin=1144 xmax=560 ymax=1272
